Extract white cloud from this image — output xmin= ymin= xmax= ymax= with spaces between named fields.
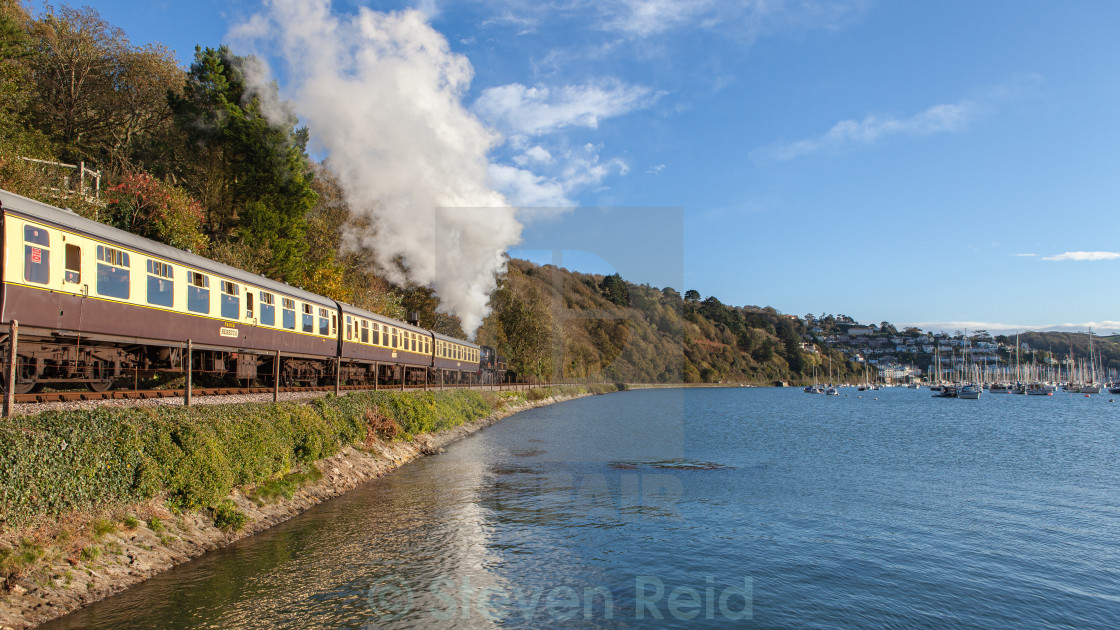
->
xmin=593 ymin=0 xmax=869 ymax=39
xmin=1041 ymin=251 xmax=1120 ymax=261
xmin=905 ymin=321 xmax=1120 ymax=335
xmin=754 ymin=101 xmax=976 ymax=162
xmin=1013 ymin=253 xmax=1038 ymax=257
xmin=753 ymin=74 xmax=1043 ymax=162
xmin=490 ymin=143 xmax=629 ymax=208
xmin=488 ymin=164 xmax=571 ymax=207
xmin=513 ymin=145 xmax=553 ymax=166
xmin=604 ymin=0 xmax=713 ymax=37
xmin=646 ymin=163 xmax=666 ymax=174
xmin=474 ymin=79 xmax=657 ymax=136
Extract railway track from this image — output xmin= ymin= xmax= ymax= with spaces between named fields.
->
xmin=11 ymin=382 xmax=527 ymax=405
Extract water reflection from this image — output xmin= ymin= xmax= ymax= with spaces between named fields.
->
xmin=47 ymin=388 xmax=1120 ymax=629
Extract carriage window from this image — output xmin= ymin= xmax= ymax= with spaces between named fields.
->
xmin=411 ymin=332 xmax=417 ymax=352
xmin=372 ymin=323 xmax=380 ymax=346
xmin=23 ymin=226 xmax=51 ymax=285
xmin=65 ymin=244 xmax=81 ymax=284
xmin=95 ymin=245 xmax=130 ymax=299
xmin=331 ymin=313 xmax=337 ymax=336
xmin=361 ymin=320 xmax=369 ymax=344
xmin=346 ymin=316 xmax=353 ymax=341
xmin=246 ymin=291 xmax=254 ymax=320
xmin=282 ymin=297 xmax=296 ymax=330
xmin=186 ymin=271 xmax=209 ymax=313
xmin=220 ymin=281 xmax=240 ymax=320
xmin=382 ymin=324 xmax=389 ymax=347
xmin=146 ymin=259 xmax=174 ymax=307
xmin=391 ymin=328 xmax=398 ymax=349
xmin=24 ymin=225 xmax=49 ymax=246
xmin=302 ymin=303 xmax=314 ymax=333
xmin=260 ymin=292 xmax=276 ymax=326
xmin=318 ymin=307 xmax=329 ymax=336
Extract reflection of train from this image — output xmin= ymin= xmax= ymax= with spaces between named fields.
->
xmin=0 ymin=190 xmax=506 ymax=394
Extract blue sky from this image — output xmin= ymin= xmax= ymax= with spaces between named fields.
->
xmin=80 ymin=1 xmax=1120 ymax=334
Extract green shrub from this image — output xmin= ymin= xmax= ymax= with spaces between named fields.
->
xmin=90 ymin=519 xmax=116 ymax=538
xmin=0 ymin=539 xmax=44 ymax=581
xmin=148 ymin=517 xmax=164 ymax=532
xmin=210 ymin=500 xmax=248 ymax=531
xmin=0 ymin=387 xmax=595 ymax=526
xmin=122 ymin=516 xmax=140 ymax=530
xmin=248 ymin=469 xmax=323 ymax=504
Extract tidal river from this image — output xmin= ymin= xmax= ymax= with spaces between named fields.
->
xmin=45 ymin=388 xmax=1120 ymax=628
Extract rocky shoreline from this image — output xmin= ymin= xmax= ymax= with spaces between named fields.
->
xmin=0 ymin=392 xmax=588 ymax=629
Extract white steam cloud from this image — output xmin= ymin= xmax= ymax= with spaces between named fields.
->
xmin=231 ymin=1 xmax=521 ymax=336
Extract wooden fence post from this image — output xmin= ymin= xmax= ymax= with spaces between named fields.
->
xmin=274 ymin=350 xmax=280 ymax=402
xmin=400 ymin=366 xmax=405 ymax=392
xmin=185 ymin=339 xmax=193 ymax=407
xmin=374 ymin=361 xmax=379 ymax=391
xmin=335 ymin=356 xmax=341 ymax=396
xmin=4 ymin=320 xmax=17 ymax=418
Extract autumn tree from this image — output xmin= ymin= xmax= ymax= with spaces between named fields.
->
xmin=0 ymin=0 xmax=54 ymax=193
xmin=488 ymin=266 xmax=555 ymax=378
xmin=103 ymin=172 xmax=208 ymax=252
xmin=24 ymin=4 xmax=180 ymax=170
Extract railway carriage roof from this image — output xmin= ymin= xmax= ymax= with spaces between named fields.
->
xmin=431 ymin=329 xmax=480 ymax=349
xmin=0 ymin=189 xmax=334 ymax=307
xmin=337 ymin=302 xmax=429 ymax=336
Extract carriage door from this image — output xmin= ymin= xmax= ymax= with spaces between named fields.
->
xmin=59 ymin=241 xmax=86 ymax=329
xmin=57 ymin=242 xmax=86 ymax=331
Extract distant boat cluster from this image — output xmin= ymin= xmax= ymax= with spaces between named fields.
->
xmin=802 ymin=329 xmax=1118 ymax=400
xmin=800 ymin=380 xmax=1120 ymax=399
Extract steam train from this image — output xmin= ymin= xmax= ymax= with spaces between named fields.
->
xmin=0 ymin=189 xmax=507 ymax=394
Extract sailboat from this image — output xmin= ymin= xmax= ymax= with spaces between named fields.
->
xmin=957 ymin=332 xmax=981 ymax=399
xmin=804 ymin=364 xmax=823 ymax=393
xmin=1077 ymin=328 xmax=1102 ymax=394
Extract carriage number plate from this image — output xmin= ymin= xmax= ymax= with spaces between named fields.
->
xmin=220 ymin=327 xmax=239 ymax=338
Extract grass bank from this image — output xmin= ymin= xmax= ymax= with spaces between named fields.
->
xmin=0 ymin=383 xmax=621 ymax=627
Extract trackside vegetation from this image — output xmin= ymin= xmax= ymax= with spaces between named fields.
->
xmin=0 ymin=387 xmax=617 ymax=530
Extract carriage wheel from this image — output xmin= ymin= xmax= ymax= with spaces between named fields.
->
xmin=0 ymin=379 xmax=38 ymax=395
xmin=86 ymin=380 xmax=114 ymax=393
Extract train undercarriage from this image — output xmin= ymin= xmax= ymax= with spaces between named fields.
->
xmin=0 ymin=333 xmax=497 ymax=394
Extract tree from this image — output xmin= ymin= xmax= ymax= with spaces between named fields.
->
xmin=25 ymin=4 xmax=180 ymax=169
xmin=170 ymin=46 xmax=317 ymax=284
xmin=0 ymin=0 xmax=54 ymax=192
xmin=598 ymin=273 xmax=630 ymax=307
xmin=103 ymin=172 xmax=207 ymax=252
xmin=489 ymin=268 xmax=555 ymax=378
xmin=684 ymin=289 xmax=701 ymax=302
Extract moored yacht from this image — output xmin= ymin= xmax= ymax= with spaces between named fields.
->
xmin=957 ymin=384 xmax=982 ymax=399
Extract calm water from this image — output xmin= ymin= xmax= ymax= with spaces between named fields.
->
xmin=45 ymin=388 xmax=1120 ymax=629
